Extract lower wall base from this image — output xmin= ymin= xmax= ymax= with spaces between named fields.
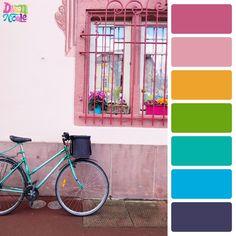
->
xmin=0 ymin=142 xmax=167 ymax=200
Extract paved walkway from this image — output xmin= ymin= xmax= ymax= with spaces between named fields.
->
xmin=0 ymin=197 xmax=167 ymax=236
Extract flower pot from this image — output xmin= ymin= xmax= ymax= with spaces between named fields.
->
xmin=146 ymin=105 xmax=167 ymax=115
xmin=95 ymin=105 xmax=102 ymax=114
xmin=106 ymin=104 xmax=129 ymax=114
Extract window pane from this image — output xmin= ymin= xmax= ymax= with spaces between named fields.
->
xmin=142 ymin=26 xmax=168 ymax=104
xmin=89 ymin=24 xmax=130 ymax=114
xmin=144 ymin=54 xmax=167 ymax=98
xmin=95 ymin=54 xmax=123 ymax=103
xmin=97 ymin=26 xmax=124 ymax=53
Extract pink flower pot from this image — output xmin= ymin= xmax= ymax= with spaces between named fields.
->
xmin=145 ymin=105 xmax=168 ymax=115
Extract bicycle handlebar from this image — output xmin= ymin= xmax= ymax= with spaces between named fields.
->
xmin=62 ymin=132 xmax=70 ymax=145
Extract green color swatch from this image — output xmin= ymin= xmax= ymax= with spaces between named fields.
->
xmin=172 ymin=104 xmax=232 ymax=132
xmin=172 ymin=136 xmax=232 ymax=166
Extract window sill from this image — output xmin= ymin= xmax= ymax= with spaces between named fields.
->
xmin=79 ymin=113 xmax=167 ymax=120
xmin=76 ymin=112 xmax=167 ymax=127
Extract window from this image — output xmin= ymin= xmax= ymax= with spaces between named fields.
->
xmin=78 ymin=3 xmax=167 ymax=127
xmin=89 ymin=24 xmax=131 ymax=113
xmin=140 ymin=25 xmax=167 ymax=111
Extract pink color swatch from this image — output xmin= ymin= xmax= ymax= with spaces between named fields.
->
xmin=172 ymin=37 xmax=232 ymax=67
xmin=172 ymin=4 xmax=232 ymax=34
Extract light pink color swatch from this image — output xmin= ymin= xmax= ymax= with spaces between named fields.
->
xmin=172 ymin=37 xmax=232 ymax=67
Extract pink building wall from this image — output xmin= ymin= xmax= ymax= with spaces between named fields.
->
xmin=0 ymin=0 xmax=167 ymax=200
xmin=0 ymin=142 xmax=167 ymax=199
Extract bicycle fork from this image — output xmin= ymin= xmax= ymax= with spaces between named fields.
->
xmin=69 ymin=160 xmax=84 ymax=190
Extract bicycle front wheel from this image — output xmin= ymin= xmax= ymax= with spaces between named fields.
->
xmin=55 ymin=159 xmax=109 ymax=216
xmin=0 ymin=158 xmax=26 ymax=215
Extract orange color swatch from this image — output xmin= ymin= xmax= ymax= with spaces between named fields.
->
xmin=172 ymin=70 xmax=232 ymax=100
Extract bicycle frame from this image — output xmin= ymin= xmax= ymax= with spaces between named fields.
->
xmin=0 ymin=143 xmax=83 ymax=193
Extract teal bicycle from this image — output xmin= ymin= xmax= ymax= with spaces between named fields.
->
xmin=0 ymin=132 xmax=109 ymax=216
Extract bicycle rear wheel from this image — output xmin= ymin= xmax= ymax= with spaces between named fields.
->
xmin=55 ymin=159 xmax=109 ymax=216
xmin=0 ymin=157 xmax=26 ymax=215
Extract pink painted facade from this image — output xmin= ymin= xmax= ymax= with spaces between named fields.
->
xmin=0 ymin=0 xmax=167 ymax=201
xmin=0 ymin=142 xmax=167 ymax=199
xmin=33 ymin=0 xmax=167 ymax=199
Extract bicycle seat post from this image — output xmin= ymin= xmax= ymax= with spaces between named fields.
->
xmin=18 ymin=144 xmax=26 ymax=158
xmin=18 ymin=144 xmax=31 ymax=181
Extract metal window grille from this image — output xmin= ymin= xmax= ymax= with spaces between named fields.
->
xmin=79 ymin=0 xmax=168 ymax=127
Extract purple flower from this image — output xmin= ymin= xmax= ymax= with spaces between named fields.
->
xmin=88 ymin=91 xmax=108 ymax=110
xmin=89 ymin=91 xmax=106 ymax=100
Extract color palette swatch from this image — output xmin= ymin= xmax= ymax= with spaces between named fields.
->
xmin=172 ymin=37 xmax=232 ymax=67
xmin=172 ymin=169 xmax=232 ymax=199
xmin=172 ymin=136 xmax=232 ymax=166
xmin=172 ymin=70 xmax=232 ymax=100
xmin=172 ymin=203 xmax=232 ymax=232
xmin=171 ymin=4 xmax=232 ymax=34
xmin=170 ymin=3 xmax=232 ymax=233
xmin=172 ymin=103 xmax=232 ymax=132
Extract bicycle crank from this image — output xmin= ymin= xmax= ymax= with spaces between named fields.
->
xmin=25 ymin=182 xmax=39 ymax=206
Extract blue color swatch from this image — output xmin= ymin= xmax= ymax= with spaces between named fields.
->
xmin=172 ymin=169 xmax=232 ymax=199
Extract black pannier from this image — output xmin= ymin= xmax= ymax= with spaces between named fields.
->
xmin=70 ymin=135 xmax=92 ymax=158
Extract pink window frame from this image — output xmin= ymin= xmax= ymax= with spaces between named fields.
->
xmin=55 ymin=0 xmax=168 ymax=128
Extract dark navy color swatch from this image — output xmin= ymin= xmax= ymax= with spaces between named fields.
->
xmin=172 ymin=202 xmax=232 ymax=231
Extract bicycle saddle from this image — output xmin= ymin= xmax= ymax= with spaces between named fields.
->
xmin=10 ymin=135 xmax=32 ymax=144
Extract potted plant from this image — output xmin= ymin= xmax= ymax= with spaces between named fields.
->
xmin=106 ymin=97 xmax=129 ymax=114
xmin=88 ymin=91 xmax=108 ymax=114
xmin=145 ymin=97 xmax=168 ymax=115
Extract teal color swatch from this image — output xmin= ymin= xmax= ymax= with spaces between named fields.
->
xmin=172 ymin=169 xmax=232 ymax=199
xmin=172 ymin=136 xmax=232 ymax=166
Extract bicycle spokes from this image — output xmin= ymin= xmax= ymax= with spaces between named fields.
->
xmin=56 ymin=160 xmax=109 ymax=216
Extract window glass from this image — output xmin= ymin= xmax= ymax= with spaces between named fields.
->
xmin=140 ymin=26 xmax=168 ymax=107
xmin=89 ymin=24 xmax=131 ymax=114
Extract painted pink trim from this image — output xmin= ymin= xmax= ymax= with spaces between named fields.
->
xmin=172 ymin=37 xmax=232 ymax=67
xmin=171 ymin=4 xmax=232 ymax=34
xmin=55 ymin=0 xmax=66 ymax=33
xmin=55 ymin=0 xmax=77 ymax=56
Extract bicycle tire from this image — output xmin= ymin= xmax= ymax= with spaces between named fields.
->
xmin=55 ymin=159 xmax=109 ymax=216
xmin=0 ymin=157 xmax=27 ymax=215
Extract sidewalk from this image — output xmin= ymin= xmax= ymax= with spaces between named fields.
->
xmin=0 ymin=197 xmax=167 ymax=236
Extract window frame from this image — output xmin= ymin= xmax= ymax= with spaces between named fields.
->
xmin=76 ymin=10 xmax=167 ymax=127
